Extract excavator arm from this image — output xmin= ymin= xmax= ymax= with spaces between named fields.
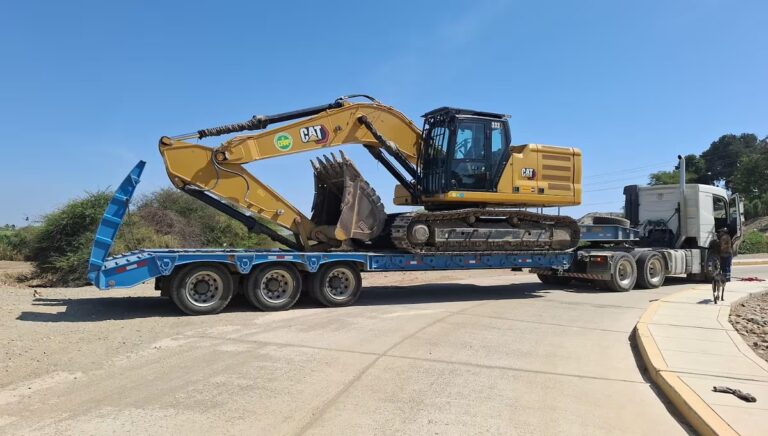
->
xmin=159 ymin=96 xmax=422 ymax=250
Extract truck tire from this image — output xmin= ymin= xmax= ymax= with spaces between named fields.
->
xmin=169 ymin=263 xmax=234 ymax=315
xmin=309 ymin=262 xmax=362 ymax=307
xmin=244 ymin=264 xmax=302 ymax=311
xmin=591 ymin=216 xmax=630 ymax=227
xmin=636 ymin=251 xmax=665 ymax=289
xmin=537 ymin=273 xmax=573 ymax=286
xmin=605 ymin=252 xmax=637 ymax=292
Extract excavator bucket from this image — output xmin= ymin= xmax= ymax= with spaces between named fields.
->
xmin=310 ymin=151 xmax=387 ymax=245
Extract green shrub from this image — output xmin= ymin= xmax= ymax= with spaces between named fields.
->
xmin=0 ymin=226 xmax=37 ymax=261
xmin=135 ymin=188 xmax=277 ymax=249
xmin=19 ymin=187 xmax=279 ymax=287
xmin=739 ymin=230 xmax=768 ymax=255
xmin=27 ymin=191 xmax=113 ymax=286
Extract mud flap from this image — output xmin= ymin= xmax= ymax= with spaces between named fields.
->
xmin=310 ymin=151 xmax=387 ymax=244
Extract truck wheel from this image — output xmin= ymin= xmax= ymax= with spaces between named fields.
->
xmin=309 ymin=263 xmax=362 ymax=307
xmin=537 ymin=274 xmax=573 ymax=286
xmin=636 ymin=252 xmax=665 ymax=289
xmin=244 ymin=264 xmax=302 ymax=311
xmin=169 ymin=264 xmax=234 ymax=315
xmin=591 ymin=216 xmax=630 ymax=227
xmin=605 ymin=252 xmax=637 ymax=292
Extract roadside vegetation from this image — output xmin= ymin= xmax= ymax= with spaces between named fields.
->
xmin=740 ymin=230 xmax=768 ymax=255
xmin=0 ymin=189 xmax=277 ymax=287
xmin=649 ymin=133 xmax=768 ymax=220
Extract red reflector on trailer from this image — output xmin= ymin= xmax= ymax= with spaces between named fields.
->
xmin=591 ymin=255 xmax=607 ymax=263
xmin=115 ymin=260 xmax=148 ymax=274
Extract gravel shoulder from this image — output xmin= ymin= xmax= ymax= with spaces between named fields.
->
xmin=730 ymin=290 xmax=768 ymax=362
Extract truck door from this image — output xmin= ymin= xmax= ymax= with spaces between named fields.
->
xmin=729 ymin=193 xmax=744 ymax=252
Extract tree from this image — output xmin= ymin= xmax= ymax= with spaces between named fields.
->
xmin=732 ymin=138 xmax=768 ymax=201
xmin=648 ymin=154 xmax=705 ymax=185
xmin=701 ymin=134 xmax=760 ymax=189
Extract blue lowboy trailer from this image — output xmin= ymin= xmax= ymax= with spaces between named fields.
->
xmin=87 ymin=162 xmax=644 ymax=315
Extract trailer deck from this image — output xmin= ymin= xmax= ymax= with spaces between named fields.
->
xmin=92 ymin=248 xmax=576 ymax=290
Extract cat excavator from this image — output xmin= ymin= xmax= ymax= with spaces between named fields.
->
xmin=159 ymin=95 xmax=582 ymax=253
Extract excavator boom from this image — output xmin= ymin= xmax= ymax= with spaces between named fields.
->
xmin=159 ymin=96 xmax=421 ymax=250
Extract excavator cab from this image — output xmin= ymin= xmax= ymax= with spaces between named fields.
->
xmin=419 ymin=107 xmax=511 ymax=195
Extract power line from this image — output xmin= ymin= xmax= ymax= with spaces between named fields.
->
xmin=584 ymin=160 xmax=673 ymax=179
xmin=583 ymin=171 xmax=664 ymax=187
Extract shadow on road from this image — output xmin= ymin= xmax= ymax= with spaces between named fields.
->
xmin=351 ymin=281 xmax=600 ymax=307
xmin=17 ymin=281 xmax=601 ymax=323
xmin=17 ymin=296 xmax=185 ymax=322
xmin=17 ymin=294 xmax=264 ymax=322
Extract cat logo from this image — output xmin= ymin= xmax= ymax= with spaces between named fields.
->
xmin=299 ymin=125 xmax=329 ymax=144
xmin=521 ymin=167 xmax=536 ymax=179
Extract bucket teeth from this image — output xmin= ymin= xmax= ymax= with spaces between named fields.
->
xmin=313 ymin=152 xmax=362 ymax=182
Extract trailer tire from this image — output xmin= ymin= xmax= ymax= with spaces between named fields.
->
xmin=537 ymin=274 xmax=573 ymax=286
xmin=636 ymin=251 xmax=665 ymax=289
xmin=591 ymin=216 xmax=630 ymax=227
xmin=309 ymin=262 xmax=362 ymax=307
xmin=244 ymin=264 xmax=302 ymax=311
xmin=605 ymin=252 xmax=637 ymax=292
xmin=169 ymin=264 xmax=234 ymax=315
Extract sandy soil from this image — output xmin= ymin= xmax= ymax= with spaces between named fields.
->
xmin=730 ymin=291 xmax=768 ymax=362
xmin=0 ymin=265 xmax=518 ymax=388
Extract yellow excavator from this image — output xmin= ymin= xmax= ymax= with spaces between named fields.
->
xmin=159 ymin=95 xmax=582 ymax=252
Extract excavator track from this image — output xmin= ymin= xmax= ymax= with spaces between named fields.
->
xmin=387 ymin=209 xmax=580 ymax=253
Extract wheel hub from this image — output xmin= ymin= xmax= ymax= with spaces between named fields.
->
xmin=266 ymin=278 xmax=281 ymax=292
xmin=185 ymin=272 xmax=223 ymax=307
xmin=328 ymin=276 xmax=343 ymax=289
xmin=194 ymin=281 xmax=210 ymax=294
xmin=325 ymin=269 xmax=355 ymax=300
xmin=259 ymin=270 xmax=294 ymax=303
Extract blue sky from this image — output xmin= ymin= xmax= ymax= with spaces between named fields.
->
xmin=1 ymin=0 xmax=766 ymax=226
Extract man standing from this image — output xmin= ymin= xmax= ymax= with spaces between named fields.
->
xmin=718 ymin=228 xmax=733 ymax=282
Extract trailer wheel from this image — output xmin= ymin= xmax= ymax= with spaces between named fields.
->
xmin=636 ymin=252 xmax=665 ymax=289
xmin=244 ymin=264 xmax=302 ymax=311
xmin=537 ymin=274 xmax=573 ymax=286
xmin=169 ymin=264 xmax=234 ymax=315
xmin=605 ymin=252 xmax=637 ymax=292
xmin=309 ymin=262 xmax=362 ymax=307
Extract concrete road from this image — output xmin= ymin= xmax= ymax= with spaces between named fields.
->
xmin=1 ymin=266 xmax=765 ymax=435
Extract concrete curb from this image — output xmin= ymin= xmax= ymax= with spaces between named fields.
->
xmin=733 ymin=259 xmax=768 ymax=266
xmin=634 ymin=285 xmax=741 ymax=436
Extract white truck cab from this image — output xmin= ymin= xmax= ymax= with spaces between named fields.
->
xmin=625 ymin=184 xmax=743 ymax=251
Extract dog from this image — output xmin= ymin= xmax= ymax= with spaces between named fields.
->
xmin=712 ymin=269 xmax=726 ymax=304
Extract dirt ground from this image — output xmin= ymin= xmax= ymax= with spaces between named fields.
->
xmin=0 ymin=261 xmax=509 ymax=388
xmin=730 ymin=290 xmax=768 ymax=362
xmin=0 ymin=260 xmax=693 ymax=435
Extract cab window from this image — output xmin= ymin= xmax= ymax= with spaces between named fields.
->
xmin=713 ymin=195 xmax=729 ymax=231
xmin=713 ymin=196 xmax=727 ymax=219
xmin=450 ymin=121 xmax=488 ymax=190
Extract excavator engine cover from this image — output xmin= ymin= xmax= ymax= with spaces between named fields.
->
xmin=310 ymin=152 xmax=387 ymax=245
